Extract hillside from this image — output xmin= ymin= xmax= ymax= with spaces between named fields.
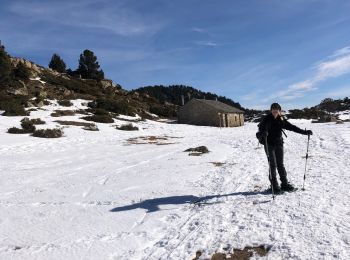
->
xmin=286 ymin=97 xmax=350 ymax=122
xmin=132 ymin=85 xmax=244 ymax=110
xmin=0 ymin=47 xmax=178 ymax=119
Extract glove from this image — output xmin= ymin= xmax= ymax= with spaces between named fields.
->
xmin=305 ymin=130 xmax=313 ymax=136
xmin=261 ymin=131 xmax=268 ymax=138
xmin=256 ymin=131 xmax=268 ymax=145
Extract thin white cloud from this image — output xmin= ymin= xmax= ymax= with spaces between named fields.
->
xmin=7 ymin=1 xmax=164 ymax=36
xmin=191 ymin=27 xmax=206 ymax=33
xmin=274 ymin=46 xmax=350 ymax=101
xmin=194 ymin=41 xmax=219 ymax=47
xmin=331 ymin=46 xmax=350 ymax=57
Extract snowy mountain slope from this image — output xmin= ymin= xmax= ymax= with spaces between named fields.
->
xmin=0 ymin=101 xmax=349 ymax=259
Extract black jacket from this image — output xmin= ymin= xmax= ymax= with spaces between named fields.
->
xmin=258 ymin=113 xmax=307 ymax=145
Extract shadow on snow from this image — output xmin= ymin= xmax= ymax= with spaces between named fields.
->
xmin=110 ymin=191 xmax=268 ymax=213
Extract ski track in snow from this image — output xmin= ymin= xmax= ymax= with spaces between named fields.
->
xmin=140 ymin=124 xmax=350 ymax=260
xmin=0 ymin=101 xmax=349 ymax=259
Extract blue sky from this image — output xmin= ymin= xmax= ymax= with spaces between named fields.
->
xmin=1 ymin=0 xmax=350 ymax=109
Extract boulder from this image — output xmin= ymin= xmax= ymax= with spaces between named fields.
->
xmin=63 ymin=89 xmax=72 ymax=97
xmin=7 ymin=80 xmax=28 ymax=96
xmin=38 ymin=90 xmax=47 ymax=98
xmin=27 ymin=101 xmax=35 ymax=107
xmin=37 ymin=101 xmax=45 ymax=107
xmin=99 ymin=79 xmax=113 ymax=90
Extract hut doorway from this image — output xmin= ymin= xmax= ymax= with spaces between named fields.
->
xmin=225 ymin=114 xmax=228 ymax=127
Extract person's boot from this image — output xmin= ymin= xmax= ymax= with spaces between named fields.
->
xmin=266 ymin=185 xmax=282 ymax=194
xmin=268 ymin=174 xmax=282 ymax=194
xmin=272 ymin=184 xmax=282 ymax=194
xmin=281 ymin=182 xmax=296 ymax=192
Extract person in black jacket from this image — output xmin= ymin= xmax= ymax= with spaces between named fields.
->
xmin=257 ymin=103 xmax=313 ymax=193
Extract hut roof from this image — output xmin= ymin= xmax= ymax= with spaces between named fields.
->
xmin=194 ymin=99 xmax=244 ymax=113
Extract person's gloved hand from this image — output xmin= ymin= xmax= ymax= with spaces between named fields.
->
xmin=256 ymin=131 xmax=268 ymax=145
xmin=261 ymin=131 xmax=268 ymax=138
xmin=305 ymin=130 xmax=313 ymax=136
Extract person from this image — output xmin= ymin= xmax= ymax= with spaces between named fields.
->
xmin=256 ymin=103 xmax=313 ymax=193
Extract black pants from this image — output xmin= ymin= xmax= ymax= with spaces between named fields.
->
xmin=264 ymin=142 xmax=288 ymax=186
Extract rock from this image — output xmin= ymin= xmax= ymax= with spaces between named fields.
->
xmin=37 ymin=101 xmax=44 ymax=107
xmin=99 ymin=79 xmax=114 ymax=90
xmin=63 ymin=89 xmax=72 ymax=97
xmin=31 ymin=63 xmax=41 ymax=74
xmin=184 ymin=146 xmax=210 ymax=154
xmin=38 ymin=90 xmax=47 ymax=98
xmin=27 ymin=80 xmax=44 ymax=90
xmin=7 ymin=80 xmax=28 ymax=96
xmin=61 ymin=74 xmax=70 ymax=80
xmin=83 ymin=124 xmax=99 ymax=131
xmin=27 ymin=101 xmax=35 ymax=107
xmin=11 ymin=58 xmax=40 ymax=77
xmin=24 ymin=60 xmax=32 ymax=69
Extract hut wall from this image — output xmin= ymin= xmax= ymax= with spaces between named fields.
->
xmin=178 ymin=100 xmax=244 ymax=127
xmin=178 ymin=101 xmax=220 ymax=126
xmin=222 ymin=113 xmax=244 ymax=127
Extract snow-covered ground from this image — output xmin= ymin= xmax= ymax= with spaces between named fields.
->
xmin=336 ymin=110 xmax=350 ymax=121
xmin=0 ymin=100 xmax=350 ymax=259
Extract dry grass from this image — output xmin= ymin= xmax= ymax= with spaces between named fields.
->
xmin=126 ymin=135 xmax=181 ymax=145
xmin=74 ymin=109 xmax=91 ymax=115
xmin=57 ymin=100 xmax=73 ymax=107
xmin=210 ymin=162 xmax=226 ymax=167
xmin=21 ymin=117 xmax=45 ymax=125
xmin=116 ymin=116 xmax=145 ymax=123
xmin=54 ymin=120 xmax=95 ymax=127
xmin=80 ymin=114 xmax=114 ymax=123
xmin=116 ymin=123 xmax=139 ymax=131
xmin=7 ymin=127 xmax=27 ymax=134
xmin=51 ymin=110 xmax=75 ymax=117
xmin=8 ymin=120 xmax=36 ymax=134
xmin=82 ymin=124 xmax=99 ymax=131
xmin=193 ymin=245 xmax=270 ymax=260
xmin=32 ymin=128 xmax=63 ymax=138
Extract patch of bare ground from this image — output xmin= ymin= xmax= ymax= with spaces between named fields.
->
xmin=126 ymin=135 xmax=181 ymax=145
xmin=75 ymin=109 xmax=91 ymax=115
xmin=54 ymin=120 xmax=96 ymax=127
xmin=185 ymin=146 xmax=210 ymax=156
xmin=116 ymin=116 xmax=145 ymax=123
xmin=193 ymin=245 xmax=270 ymax=260
xmin=210 ymin=162 xmax=226 ymax=167
xmin=51 ymin=110 xmax=76 ymax=117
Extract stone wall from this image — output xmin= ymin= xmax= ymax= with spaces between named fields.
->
xmin=178 ymin=99 xmax=244 ymax=127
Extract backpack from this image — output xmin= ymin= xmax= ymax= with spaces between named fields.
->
xmin=255 ymin=115 xmax=288 ymax=145
xmin=256 ymin=115 xmax=270 ymax=145
xmin=256 ymin=131 xmax=266 ymax=145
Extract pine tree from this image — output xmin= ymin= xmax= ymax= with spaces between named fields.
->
xmin=0 ymin=47 xmax=12 ymax=84
xmin=76 ymin=49 xmax=104 ymax=81
xmin=13 ymin=62 xmax=30 ymax=81
xmin=49 ymin=54 xmax=66 ymax=73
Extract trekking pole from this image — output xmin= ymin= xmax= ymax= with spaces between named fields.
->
xmin=302 ymin=133 xmax=311 ymax=191
xmin=264 ymin=137 xmax=275 ymax=200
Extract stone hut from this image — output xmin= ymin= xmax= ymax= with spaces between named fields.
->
xmin=178 ymin=98 xmax=244 ymax=127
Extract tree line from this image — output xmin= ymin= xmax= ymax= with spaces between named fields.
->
xmin=0 ymin=45 xmax=105 ymax=85
xmin=48 ymin=50 xmax=104 ymax=81
xmin=133 ymin=85 xmax=244 ymax=110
